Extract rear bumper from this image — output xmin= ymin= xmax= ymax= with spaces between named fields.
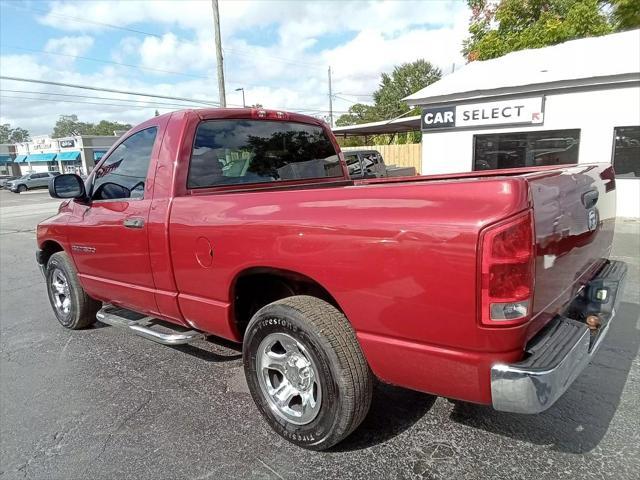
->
xmin=491 ymin=260 xmax=627 ymax=414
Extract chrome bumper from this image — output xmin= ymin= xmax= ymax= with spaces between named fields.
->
xmin=491 ymin=260 xmax=627 ymax=414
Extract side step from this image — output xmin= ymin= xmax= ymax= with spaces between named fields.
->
xmin=96 ymin=305 xmax=206 ymax=346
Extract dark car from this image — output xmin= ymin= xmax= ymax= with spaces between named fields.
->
xmin=344 ymin=149 xmax=417 ymax=179
xmin=343 ymin=150 xmax=387 ymax=179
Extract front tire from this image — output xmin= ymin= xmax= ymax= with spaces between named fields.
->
xmin=16 ymin=184 xmax=27 ymax=193
xmin=46 ymin=252 xmax=101 ymax=329
xmin=243 ymin=295 xmax=373 ymax=450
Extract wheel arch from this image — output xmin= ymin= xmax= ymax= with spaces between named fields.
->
xmin=39 ymin=240 xmax=65 ymax=267
xmin=230 ymin=266 xmax=344 ymax=338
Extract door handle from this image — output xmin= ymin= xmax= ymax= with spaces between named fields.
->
xmin=123 ymin=218 xmax=145 ymax=229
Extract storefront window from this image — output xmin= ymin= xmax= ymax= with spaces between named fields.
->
xmin=612 ymin=126 xmax=640 ymax=179
xmin=474 ymin=129 xmax=580 ymax=171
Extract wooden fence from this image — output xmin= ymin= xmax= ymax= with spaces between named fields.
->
xmin=342 ymin=144 xmax=422 ymax=173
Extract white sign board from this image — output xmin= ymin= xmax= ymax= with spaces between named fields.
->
xmin=421 ymin=97 xmax=544 ymax=130
xmin=455 ymin=97 xmax=544 ymax=127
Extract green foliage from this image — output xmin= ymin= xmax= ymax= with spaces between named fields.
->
xmin=609 ymin=0 xmax=640 ymax=29
xmin=51 ymin=115 xmax=132 ymax=138
xmin=335 ymin=60 xmax=441 ymax=146
xmin=0 ymin=123 xmax=31 ymax=143
xmin=462 ymin=0 xmax=632 ymax=61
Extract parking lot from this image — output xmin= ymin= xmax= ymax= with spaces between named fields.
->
xmin=0 ymin=188 xmax=638 ymax=480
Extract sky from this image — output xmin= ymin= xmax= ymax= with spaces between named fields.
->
xmin=0 ymin=0 xmax=470 ymax=136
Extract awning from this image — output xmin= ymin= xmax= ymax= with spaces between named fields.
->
xmin=94 ymin=150 xmax=107 ymax=161
xmin=25 ymin=152 xmax=57 ymax=163
xmin=0 ymin=154 xmax=12 ymax=165
xmin=57 ymin=150 xmax=81 ymax=161
xmin=14 ymin=154 xmax=27 ymax=163
xmin=332 ymin=115 xmax=421 ymax=137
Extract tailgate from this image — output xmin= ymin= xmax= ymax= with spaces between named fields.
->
xmin=527 ymin=164 xmax=616 ymax=332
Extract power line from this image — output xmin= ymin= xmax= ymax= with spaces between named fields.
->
xmin=0 ymin=89 xmax=207 ymax=109
xmin=3 ymin=2 xmax=163 ymax=38
xmin=2 ymin=45 xmax=209 ymax=79
xmin=0 ymin=76 xmax=220 ymax=106
xmin=4 ymin=2 xmax=326 ymax=70
xmin=0 ymin=94 xmax=184 ymax=110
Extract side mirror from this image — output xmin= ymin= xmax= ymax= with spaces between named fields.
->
xmin=49 ymin=174 xmax=87 ymax=200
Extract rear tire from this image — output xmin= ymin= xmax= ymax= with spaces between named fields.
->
xmin=243 ymin=295 xmax=373 ymax=450
xmin=46 ymin=252 xmax=101 ymax=329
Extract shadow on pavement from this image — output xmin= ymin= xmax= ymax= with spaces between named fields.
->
xmin=449 ymin=301 xmax=640 ymax=454
xmin=331 ymin=382 xmax=437 ymax=452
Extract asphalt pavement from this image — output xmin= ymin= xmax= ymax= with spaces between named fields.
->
xmin=1 ymin=188 xmax=639 ymax=480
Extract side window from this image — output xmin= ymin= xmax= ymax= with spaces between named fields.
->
xmin=612 ymin=126 xmax=640 ymax=179
xmin=187 ymin=120 xmax=341 ymax=188
xmin=92 ymin=127 xmax=157 ymax=200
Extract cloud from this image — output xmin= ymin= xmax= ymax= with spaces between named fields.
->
xmin=2 ymin=1 xmax=471 ymax=134
xmin=45 ymin=35 xmax=95 ymax=58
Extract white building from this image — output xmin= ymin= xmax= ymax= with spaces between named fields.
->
xmin=404 ymin=29 xmax=640 ymax=218
xmin=13 ymin=134 xmax=119 ymax=176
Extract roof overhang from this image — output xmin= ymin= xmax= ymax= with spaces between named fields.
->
xmin=332 ymin=115 xmax=421 ymax=137
xmin=404 ymin=73 xmax=640 ymax=106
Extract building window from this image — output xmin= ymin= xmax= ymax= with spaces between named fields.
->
xmin=473 ymin=129 xmax=580 ymax=171
xmin=612 ymin=126 xmax=640 ymax=179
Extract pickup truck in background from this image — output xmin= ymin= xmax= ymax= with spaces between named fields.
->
xmin=37 ymin=108 xmax=627 ymax=450
xmin=343 ymin=148 xmax=417 ymax=179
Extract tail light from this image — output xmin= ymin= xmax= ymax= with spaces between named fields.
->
xmin=479 ymin=210 xmax=535 ymax=327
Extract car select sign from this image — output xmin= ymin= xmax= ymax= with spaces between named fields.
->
xmin=421 ymin=97 xmax=544 ymax=130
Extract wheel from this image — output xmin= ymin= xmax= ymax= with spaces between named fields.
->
xmin=16 ymin=184 xmax=27 ymax=193
xmin=45 ymin=252 xmax=101 ymax=329
xmin=243 ymin=295 xmax=373 ymax=450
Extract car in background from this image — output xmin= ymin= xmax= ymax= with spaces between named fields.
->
xmin=344 ymin=149 xmax=387 ymax=178
xmin=0 ymin=175 xmax=19 ymax=189
xmin=344 ymin=149 xmax=417 ymax=179
xmin=6 ymin=171 xmax=61 ymax=193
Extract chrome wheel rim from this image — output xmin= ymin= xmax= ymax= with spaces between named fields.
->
xmin=256 ymin=331 xmax=322 ymax=425
xmin=50 ymin=268 xmax=71 ymax=316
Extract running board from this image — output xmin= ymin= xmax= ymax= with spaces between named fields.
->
xmin=96 ymin=306 xmax=205 ymax=346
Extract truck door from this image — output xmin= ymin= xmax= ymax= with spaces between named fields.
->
xmin=67 ymin=127 xmax=161 ymax=315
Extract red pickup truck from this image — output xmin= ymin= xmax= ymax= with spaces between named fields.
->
xmin=37 ymin=108 xmax=627 ymax=450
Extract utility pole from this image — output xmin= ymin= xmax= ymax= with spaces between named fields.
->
xmin=212 ymin=0 xmax=226 ymax=107
xmin=328 ymin=66 xmax=333 ymax=127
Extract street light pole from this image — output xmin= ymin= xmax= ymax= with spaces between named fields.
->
xmin=211 ymin=0 xmax=226 ymax=107
xmin=235 ymin=87 xmax=245 ymax=107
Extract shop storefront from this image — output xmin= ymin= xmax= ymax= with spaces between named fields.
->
xmin=404 ymin=30 xmax=640 ymax=217
xmin=12 ymin=134 xmax=120 ymax=176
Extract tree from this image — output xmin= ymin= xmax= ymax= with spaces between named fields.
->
xmin=335 ymin=59 xmax=442 ymax=145
xmin=463 ymin=0 xmax=638 ymax=61
xmin=51 ymin=115 xmax=94 ymax=138
xmin=51 ymin=115 xmax=132 ymax=138
xmin=609 ymin=0 xmax=640 ymax=29
xmin=0 ymin=123 xmax=31 ymax=143
xmin=372 ymin=60 xmax=442 ymax=120
xmin=91 ymin=120 xmax=132 ymax=136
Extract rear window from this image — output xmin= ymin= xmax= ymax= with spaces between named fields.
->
xmin=188 ymin=120 xmax=341 ymax=188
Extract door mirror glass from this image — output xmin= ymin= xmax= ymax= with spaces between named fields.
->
xmin=50 ymin=173 xmax=86 ymax=199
